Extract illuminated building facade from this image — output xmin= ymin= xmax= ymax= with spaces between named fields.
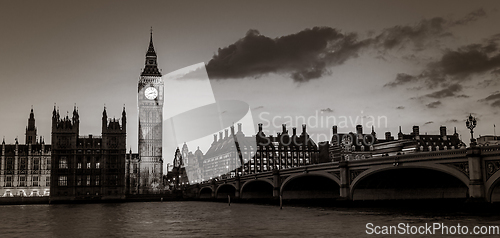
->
xmin=200 ymin=123 xmax=320 ymax=180
xmin=138 ymin=31 xmax=164 ymax=193
xmin=246 ymin=124 xmax=319 ymax=174
xmin=0 ymin=109 xmax=51 ymax=197
xmin=327 ymin=125 xmax=465 ymax=162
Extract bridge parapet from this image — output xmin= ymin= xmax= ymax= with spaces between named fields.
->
xmin=190 ymin=145 xmax=500 ymax=203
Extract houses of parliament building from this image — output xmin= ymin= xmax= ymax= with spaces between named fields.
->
xmin=0 ymin=32 xmax=164 ymax=199
xmin=0 ymin=31 xmax=470 ymax=200
xmin=0 ymin=109 xmax=51 ymax=197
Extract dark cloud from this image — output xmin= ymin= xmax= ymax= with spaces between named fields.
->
xmin=375 ymin=17 xmax=449 ymax=51
xmin=446 ymin=119 xmax=460 ymax=123
xmin=387 ymin=39 xmax=500 ymax=89
xmin=492 ymin=100 xmax=500 ymax=108
xmin=480 ymin=92 xmax=500 ymax=107
xmin=450 ymin=9 xmax=487 ymax=26
xmin=482 ymin=92 xmax=500 ymax=101
xmin=375 ymin=9 xmax=486 ymax=52
xmin=396 ymin=106 xmax=405 ymax=110
xmin=433 ymin=44 xmax=500 ymax=79
xmin=384 ymin=73 xmax=419 ymax=87
xmin=207 ymin=9 xmax=488 ymax=83
xmin=406 ymin=86 xmax=423 ymax=91
xmin=424 ymin=121 xmax=434 ymax=125
xmin=381 ymin=9 xmax=493 ymax=90
xmin=206 ymin=27 xmax=371 ymax=82
xmin=320 ymin=107 xmax=334 ymax=113
xmin=426 ymin=101 xmax=442 ymax=108
xmin=425 ymin=84 xmax=462 ymax=98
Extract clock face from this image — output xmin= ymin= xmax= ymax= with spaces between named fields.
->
xmin=145 ymin=87 xmax=158 ymax=100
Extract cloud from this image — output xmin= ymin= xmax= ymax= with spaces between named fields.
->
xmin=375 ymin=17 xmax=450 ymax=51
xmin=381 ymin=9 xmax=494 ymax=90
xmin=385 ymin=73 xmax=419 ymax=87
xmin=386 ymin=37 xmax=500 ymax=89
xmin=446 ymin=119 xmax=460 ymax=123
xmin=492 ymin=100 xmax=500 ymax=108
xmin=424 ymin=121 xmax=434 ymax=125
xmin=450 ymin=8 xmax=487 ymax=26
xmin=482 ymin=92 xmax=500 ymax=101
xmin=425 ymin=84 xmax=462 ymax=98
xmin=426 ymin=101 xmax=442 ymax=108
xmin=320 ymin=107 xmax=334 ymax=113
xmin=206 ymin=27 xmax=371 ymax=82
xmin=253 ymin=106 xmax=264 ymax=110
xmin=375 ymin=9 xmax=486 ymax=52
xmin=396 ymin=106 xmax=405 ymax=110
xmin=206 ymin=9 xmax=488 ymax=83
xmin=480 ymin=92 xmax=500 ymax=107
xmin=432 ymin=44 xmax=500 ymax=79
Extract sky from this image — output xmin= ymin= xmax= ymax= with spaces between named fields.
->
xmin=1 ymin=0 xmax=500 ymax=169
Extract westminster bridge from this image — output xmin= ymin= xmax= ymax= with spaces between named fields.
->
xmin=185 ymin=145 xmax=500 ymax=202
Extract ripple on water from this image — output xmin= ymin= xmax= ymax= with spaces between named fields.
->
xmin=1 ymin=202 xmax=500 ymax=237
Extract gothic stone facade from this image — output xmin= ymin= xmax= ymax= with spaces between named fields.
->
xmin=138 ymin=32 xmax=164 ymax=193
xmin=50 ymin=106 xmax=127 ymax=201
xmin=0 ymin=109 xmax=51 ymax=197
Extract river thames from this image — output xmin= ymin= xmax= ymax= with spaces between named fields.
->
xmin=1 ymin=201 xmax=500 ymax=237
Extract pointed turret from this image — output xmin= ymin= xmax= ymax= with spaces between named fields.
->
xmin=102 ymin=106 xmax=108 ymax=132
xmin=52 ymin=104 xmax=57 ymax=118
xmin=72 ymin=105 xmax=80 ymax=135
xmin=72 ymin=105 xmax=79 ymax=122
xmin=26 ymin=107 xmax=37 ymax=144
xmin=141 ymin=28 xmax=162 ymax=77
xmin=52 ymin=104 xmax=58 ymax=130
xmin=122 ymin=106 xmax=127 ymax=133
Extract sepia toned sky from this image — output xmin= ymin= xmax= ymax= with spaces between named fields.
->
xmin=1 ymin=0 xmax=500 ymax=167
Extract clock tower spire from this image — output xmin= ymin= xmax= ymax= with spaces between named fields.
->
xmin=138 ymin=29 xmax=164 ymax=193
xmin=141 ymin=28 xmax=161 ymax=77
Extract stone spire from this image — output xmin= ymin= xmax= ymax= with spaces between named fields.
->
xmin=141 ymin=28 xmax=161 ymax=77
xmin=26 ymin=107 xmax=37 ymax=144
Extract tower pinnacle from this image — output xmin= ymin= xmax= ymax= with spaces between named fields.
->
xmin=141 ymin=28 xmax=161 ymax=77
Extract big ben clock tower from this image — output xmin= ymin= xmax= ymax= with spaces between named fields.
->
xmin=138 ymin=30 xmax=163 ymax=193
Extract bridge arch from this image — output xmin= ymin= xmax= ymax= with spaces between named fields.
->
xmin=215 ymin=183 xmax=237 ymax=199
xmin=485 ymin=170 xmax=500 ymax=203
xmin=350 ymin=165 xmax=469 ymax=200
xmin=280 ymin=172 xmax=341 ymax=193
xmin=240 ymin=179 xmax=274 ymax=199
xmin=280 ymin=172 xmax=341 ymax=199
xmin=199 ymin=186 xmax=213 ymax=199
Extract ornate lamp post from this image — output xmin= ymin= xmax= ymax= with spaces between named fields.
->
xmin=466 ymin=114 xmax=477 ymax=147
